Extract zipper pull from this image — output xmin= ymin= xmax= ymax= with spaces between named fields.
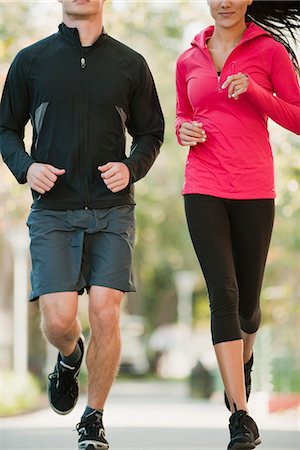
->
xmin=217 ymin=72 xmax=222 ymax=93
xmin=81 ymin=57 xmax=86 ymax=69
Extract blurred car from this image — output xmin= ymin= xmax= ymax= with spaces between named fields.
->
xmin=119 ymin=314 xmax=150 ymax=376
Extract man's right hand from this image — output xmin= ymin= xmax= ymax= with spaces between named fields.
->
xmin=179 ymin=121 xmax=207 ymax=146
xmin=26 ymin=163 xmax=66 ymax=194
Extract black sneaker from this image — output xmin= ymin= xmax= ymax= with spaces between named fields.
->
xmin=228 ymin=410 xmax=261 ymax=450
xmin=77 ymin=410 xmax=109 ymax=449
xmin=225 ymin=353 xmax=254 ymax=411
xmin=48 ymin=335 xmax=84 ymax=415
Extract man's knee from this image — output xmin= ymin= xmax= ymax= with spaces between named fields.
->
xmin=89 ymin=287 xmax=123 ymax=332
xmin=39 ymin=292 xmax=78 ymax=337
xmin=41 ymin=315 xmax=77 ymax=338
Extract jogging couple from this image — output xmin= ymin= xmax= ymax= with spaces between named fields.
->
xmin=1 ymin=1 xmax=299 ymax=449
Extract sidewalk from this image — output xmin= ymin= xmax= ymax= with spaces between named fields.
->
xmin=2 ymin=381 xmax=299 ymax=449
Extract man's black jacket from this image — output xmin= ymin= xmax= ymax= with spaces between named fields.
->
xmin=0 ymin=23 xmax=164 ymax=210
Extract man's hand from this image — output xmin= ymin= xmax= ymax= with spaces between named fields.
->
xmin=98 ymin=162 xmax=130 ymax=193
xmin=179 ymin=121 xmax=207 ymax=146
xmin=26 ymin=163 xmax=66 ymax=194
xmin=222 ymin=72 xmax=249 ymax=100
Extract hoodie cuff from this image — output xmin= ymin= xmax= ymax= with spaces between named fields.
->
xmin=175 ymin=116 xmax=192 ymax=145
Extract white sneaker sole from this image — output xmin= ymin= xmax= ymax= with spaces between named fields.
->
xmin=78 ymin=441 xmax=109 ymax=449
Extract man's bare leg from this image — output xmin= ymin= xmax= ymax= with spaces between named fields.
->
xmin=86 ymin=286 xmax=123 ymax=409
xmin=40 ymin=292 xmax=84 ymax=416
xmin=40 ymin=292 xmax=81 ymax=356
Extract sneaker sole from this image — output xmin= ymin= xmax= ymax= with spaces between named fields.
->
xmin=255 ymin=437 xmax=262 ymax=446
xmin=229 ymin=444 xmax=255 ymax=450
xmin=229 ymin=437 xmax=261 ymax=450
xmin=78 ymin=441 xmax=109 ymax=450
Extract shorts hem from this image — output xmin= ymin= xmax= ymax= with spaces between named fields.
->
xmin=29 ymin=285 xmax=86 ymax=302
xmin=29 ymin=282 xmax=136 ymax=302
xmin=87 ymin=280 xmax=136 ymax=294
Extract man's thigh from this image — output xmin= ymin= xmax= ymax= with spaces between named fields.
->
xmin=83 ymin=205 xmax=136 ymax=293
xmin=26 ymin=209 xmax=86 ymax=301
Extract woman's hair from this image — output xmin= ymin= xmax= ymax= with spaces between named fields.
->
xmin=246 ymin=1 xmax=300 ymax=73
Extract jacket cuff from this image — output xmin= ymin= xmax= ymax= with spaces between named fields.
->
xmin=121 ymin=159 xmax=135 ymax=184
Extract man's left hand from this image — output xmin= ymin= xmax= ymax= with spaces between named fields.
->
xmin=98 ymin=162 xmax=130 ymax=193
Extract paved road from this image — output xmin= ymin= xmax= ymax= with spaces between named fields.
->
xmin=1 ymin=381 xmax=299 ymax=450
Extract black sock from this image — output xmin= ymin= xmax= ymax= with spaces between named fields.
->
xmin=82 ymin=406 xmax=104 ymax=418
xmin=60 ymin=340 xmax=82 ymax=368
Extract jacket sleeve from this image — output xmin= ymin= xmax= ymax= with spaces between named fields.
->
xmin=175 ymin=58 xmax=194 ymax=144
xmin=122 ymin=57 xmax=164 ymax=183
xmin=246 ymin=43 xmax=300 ymax=135
xmin=0 ymin=52 xmax=35 ymax=184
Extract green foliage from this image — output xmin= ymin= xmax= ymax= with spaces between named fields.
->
xmin=0 ymin=371 xmax=41 ymax=416
xmin=272 ymin=356 xmax=300 ymax=393
xmin=193 ymin=290 xmax=211 ymax=325
xmin=0 ymin=4 xmax=31 ymax=62
xmin=262 ymin=134 xmax=300 ymax=331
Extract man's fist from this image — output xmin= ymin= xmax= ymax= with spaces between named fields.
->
xmin=98 ymin=162 xmax=130 ymax=193
xmin=27 ymin=163 xmax=65 ymax=194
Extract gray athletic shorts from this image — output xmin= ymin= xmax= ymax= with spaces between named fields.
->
xmin=26 ymin=206 xmax=136 ymax=301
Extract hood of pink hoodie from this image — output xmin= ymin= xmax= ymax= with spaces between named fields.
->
xmin=191 ymin=22 xmax=272 ymax=50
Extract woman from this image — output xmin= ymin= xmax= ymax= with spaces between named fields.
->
xmin=176 ymin=1 xmax=300 ymax=448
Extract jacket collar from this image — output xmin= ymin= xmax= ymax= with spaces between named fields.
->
xmin=192 ymin=22 xmax=272 ymax=50
xmin=58 ymin=22 xmax=107 ymax=47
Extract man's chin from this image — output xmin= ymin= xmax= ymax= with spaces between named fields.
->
xmin=65 ymin=8 xmax=98 ymax=19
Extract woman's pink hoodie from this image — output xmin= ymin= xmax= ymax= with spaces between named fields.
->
xmin=176 ymin=23 xmax=300 ymax=199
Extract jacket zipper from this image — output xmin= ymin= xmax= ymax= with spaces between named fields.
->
xmin=202 ymin=46 xmax=239 ymax=93
xmin=76 ymin=35 xmax=91 ymax=209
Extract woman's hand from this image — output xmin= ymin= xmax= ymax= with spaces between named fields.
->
xmin=179 ymin=121 xmax=207 ymax=146
xmin=222 ymin=72 xmax=249 ymax=100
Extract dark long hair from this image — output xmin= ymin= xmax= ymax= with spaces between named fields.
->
xmin=246 ymin=1 xmax=300 ymax=73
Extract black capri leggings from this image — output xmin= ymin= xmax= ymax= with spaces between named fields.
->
xmin=184 ymin=194 xmax=275 ymax=345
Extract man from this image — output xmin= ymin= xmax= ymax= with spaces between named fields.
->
xmin=0 ymin=0 xmax=164 ymax=448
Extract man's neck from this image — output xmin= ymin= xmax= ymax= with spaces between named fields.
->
xmin=63 ymin=15 xmax=103 ymax=46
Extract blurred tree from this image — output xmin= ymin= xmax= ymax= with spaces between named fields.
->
xmin=262 ymin=132 xmax=300 ymax=359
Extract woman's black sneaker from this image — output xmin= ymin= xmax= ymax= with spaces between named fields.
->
xmin=228 ymin=410 xmax=261 ymax=449
xmin=48 ymin=335 xmax=84 ymax=415
xmin=225 ymin=353 xmax=254 ymax=411
xmin=77 ymin=410 xmax=109 ymax=449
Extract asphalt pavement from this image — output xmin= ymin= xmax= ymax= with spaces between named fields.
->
xmin=1 ymin=381 xmax=299 ymax=450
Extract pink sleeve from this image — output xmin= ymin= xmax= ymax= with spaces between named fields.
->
xmin=175 ymin=59 xmax=194 ymax=144
xmin=246 ymin=44 xmax=300 ymax=135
